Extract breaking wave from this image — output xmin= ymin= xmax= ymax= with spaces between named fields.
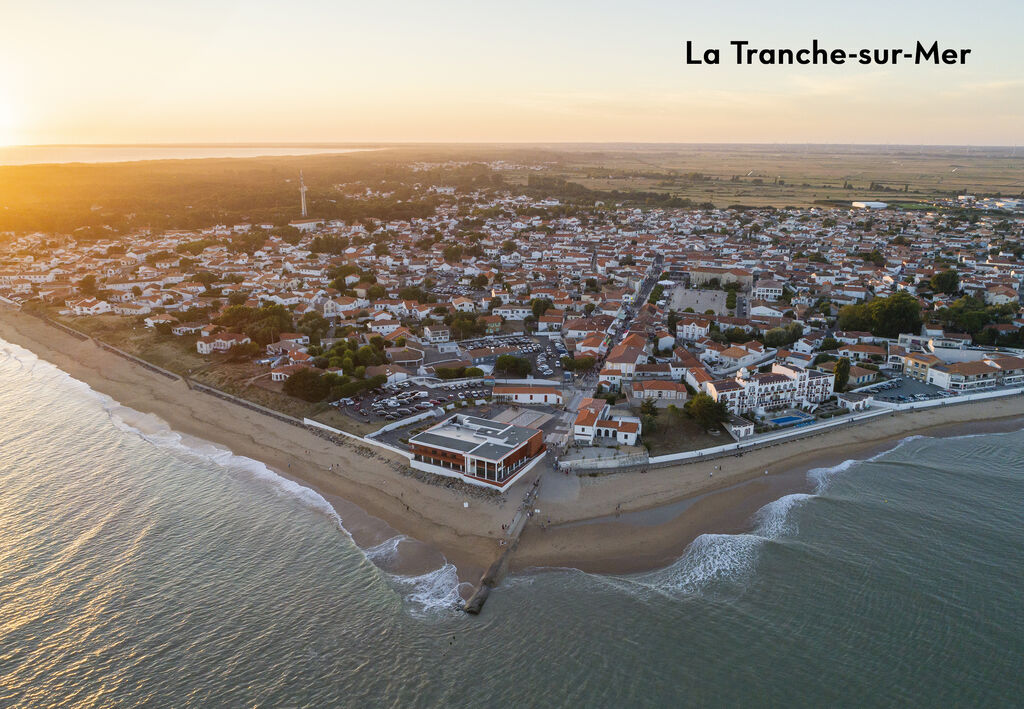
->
xmin=0 ymin=335 xmax=465 ymax=615
xmin=389 ymin=563 xmax=469 ymax=614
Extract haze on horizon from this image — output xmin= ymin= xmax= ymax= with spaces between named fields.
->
xmin=2 ymin=0 xmax=1022 ymax=147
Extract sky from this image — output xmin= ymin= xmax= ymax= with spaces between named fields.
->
xmin=1 ymin=0 xmax=1022 ymax=146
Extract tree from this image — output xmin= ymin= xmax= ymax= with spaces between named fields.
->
xmin=283 ymin=368 xmax=329 ymax=402
xmin=684 ymin=393 xmax=729 ymax=431
xmin=78 ymin=274 xmax=97 ymax=295
xmin=494 ymin=354 xmax=532 ymax=376
xmin=226 ymin=341 xmax=261 ymax=362
xmin=561 ymin=355 xmax=595 ymax=372
xmin=930 ymin=269 xmax=960 ymax=296
xmin=217 ymin=303 xmax=294 ymax=345
xmin=639 ymin=398 xmax=659 ymax=418
xmin=834 ymin=357 xmax=851 ymax=392
xmin=837 ymin=303 xmax=872 ymax=332
xmin=531 ymin=298 xmax=553 ymax=318
xmin=443 ymin=244 xmax=463 ymax=263
xmin=297 ymin=311 xmax=329 ymax=346
xmin=868 ymin=292 xmax=922 ymax=338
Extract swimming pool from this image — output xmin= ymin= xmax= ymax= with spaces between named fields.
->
xmin=771 ymin=415 xmax=803 ymax=425
xmin=769 ymin=412 xmax=815 ymax=426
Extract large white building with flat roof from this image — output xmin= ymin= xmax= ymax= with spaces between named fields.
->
xmin=408 ymin=414 xmax=545 ymax=491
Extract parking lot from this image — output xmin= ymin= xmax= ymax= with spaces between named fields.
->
xmin=331 ymin=379 xmax=495 ymax=423
xmin=668 ymin=287 xmax=729 ymax=315
xmin=458 ymin=334 xmax=568 ymax=380
xmin=858 ymin=376 xmax=955 ymax=403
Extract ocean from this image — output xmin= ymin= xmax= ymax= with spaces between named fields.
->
xmin=1 ymin=338 xmax=1021 ymax=708
xmin=0 ymin=145 xmax=376 ymax=166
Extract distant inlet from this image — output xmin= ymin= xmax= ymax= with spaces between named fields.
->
xmin=0 ymin=144 xmax=381 ymax=166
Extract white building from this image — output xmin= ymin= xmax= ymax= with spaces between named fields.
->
xmin=752 ymin=279 xmax=784 ymax=301
xmin=706 ymin=363 xmax=835 ymax=415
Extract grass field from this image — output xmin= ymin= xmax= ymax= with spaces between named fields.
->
xmin=440 ymin=143 xmax=1024 ymax=207
xmin=641 ymin=410 xmax=725 ymax=455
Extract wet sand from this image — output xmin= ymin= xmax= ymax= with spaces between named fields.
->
xmin=3 ymin=306 xmax=1023 ymax=582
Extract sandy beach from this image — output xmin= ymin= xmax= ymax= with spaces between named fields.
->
xmin=3 ymin=307 xmax=1023 ymax=582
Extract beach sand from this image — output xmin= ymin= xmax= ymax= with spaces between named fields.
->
xmin=3 ymin=307 xmax=1023 ymax=582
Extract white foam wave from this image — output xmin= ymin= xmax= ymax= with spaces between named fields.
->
xmin=389 ymin=562 xmax=466 ymax=614
xmin=363 ymin=535 xmax=406 ymax=562
xmin=754 ymin=493 xmax=814 ymax=538
xmin=104 ymin=404 xmax=345 ymax=527
xmin=614 ymin=533 xmax=766 ymax=597
xmin=2 ymin=334 xmax=498 ymax=615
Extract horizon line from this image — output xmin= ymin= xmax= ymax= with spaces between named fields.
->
xmin=3 ymin=141 xmax=1021 ymax=149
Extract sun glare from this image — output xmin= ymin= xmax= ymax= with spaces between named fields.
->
xmin=0 ymin=94 xmax=17 ymax=146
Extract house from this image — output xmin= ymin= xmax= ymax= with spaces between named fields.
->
xmin=818 ymin=360 xmax=878 ymax=386
xmin=365 ymin=364 xmax=412 ymax=385
xmin=903 ymin=352 xmax=943 ymax=381
xmin=145 ymin=314 xmax=177 ymax=328
xmin=572 ymin=398 xmax=642 ymax=445
xmin=837 ymin=343 xmax=887 ymax=362
xmin=573 ymin=398 xmax=609 ymax=444
xmin=628 ymin=380 xmax=688 ymax=402
xmin=926 ymin=355 xmax=1024 ymax=391
xmin=752 ymin=279 xmax=785 ymax=301
xmin=984 ymin=285 xmax=1019 ymax=306
xmin=271 ymin=363 xmax=310 ymax=382
xmin=479 ymin=314 xmax=502 ymax=334
xmin=836 ymin=392 xmax=874 ymax=411
xmin=676 ymin=316 xmax=712 ymax=342
xmin=68 ymin=298 xmax=111 ymax=316
xmin=423 ymin=325 xmax=450 ymax=344
xmin=196 ymin=332 xmax=251 ymax=355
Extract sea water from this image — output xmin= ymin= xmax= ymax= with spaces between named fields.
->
xmin=1 ymin=338 xmax=1021 ymax=707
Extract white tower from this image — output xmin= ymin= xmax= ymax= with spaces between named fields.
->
xmin=299 ymin=171 xmax=308 ymax=218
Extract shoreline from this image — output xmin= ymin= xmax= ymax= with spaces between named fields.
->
xmin=3 ymin=307 xmax=1023 ymax=584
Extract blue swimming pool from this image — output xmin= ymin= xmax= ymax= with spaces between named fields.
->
xmin=771 ymin=415 xmax=803 ymax=425
xmin=770 ymin=413 xmax=815 ymax=426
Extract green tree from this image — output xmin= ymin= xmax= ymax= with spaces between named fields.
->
xmin=867 ymin=292 xmax=922 ymax=338
xmin=834 ymin=356 xmax=851 ymax=392
xmin=930 ymin=269 xmax=960 ymax=295
xmin=684 ymin=393 xmax=729 ymax=431
xmin=494 ymin=354 xmax=532 ymax=376
xmin=283 ymin=368 xmax=329 ymax=401
xmin=531 ymin=298 xmax=553 ymax=318
xmin=639 ymin=398 xmax=659 ymax=418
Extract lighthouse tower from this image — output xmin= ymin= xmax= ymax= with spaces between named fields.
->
xmin=299 ymin=171 xmax=308 ymax=218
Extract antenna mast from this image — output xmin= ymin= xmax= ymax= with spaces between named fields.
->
xmin=299 ymin=171 xmax=308 ymax=218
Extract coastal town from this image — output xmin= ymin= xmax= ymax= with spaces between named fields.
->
xmin=2 ymin=160 xmax=1024 ymax=496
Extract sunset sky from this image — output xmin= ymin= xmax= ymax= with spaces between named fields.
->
xmin=2 ymin=0 xmax=1022 ymax=146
